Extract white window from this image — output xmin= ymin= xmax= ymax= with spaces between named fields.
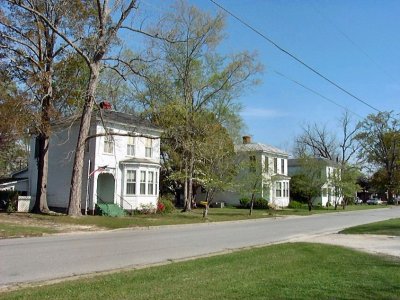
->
xmin=145 ymin=138 xmax=153 ymax=158
xmin=148 ymin=171 xmax=154 ymax=195
xmin=155 ymin=171 xmax=158 ymax=195
xmin=274 ymin=158 xmax=278 ymax=173
xmin=281 ymin=159 xmax=285 ymax=175
xmin=276 ymin=182 xmax=282 ymax=197
xmin=140 ymin=171 xmax=146 ymax=195
xmin=126 ymin=170 xmax=136 ymax=195
xmin=127 ymin=136 xmax=135 ymax=156
xmin=283 ymin=182 xmax=289 ymax=197
xmin=104 ymin=130 xmax=114 ymax=154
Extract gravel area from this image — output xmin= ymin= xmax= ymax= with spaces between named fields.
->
xmin=296 ymin=233 xmax=400 ymax=258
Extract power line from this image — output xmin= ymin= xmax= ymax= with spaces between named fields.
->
xmin=209 ymin=0 xmax=382 ymax=113
xmin=272 ymin=70 xmax=364 ymax=119
xmin=310 ymin=1 xmax=397 ymax=83
xmin=311 ymin=3 xmax=396 ymax=82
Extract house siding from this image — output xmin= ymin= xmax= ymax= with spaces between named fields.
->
xmin=28 ymin=112 xmax=162 ymax=213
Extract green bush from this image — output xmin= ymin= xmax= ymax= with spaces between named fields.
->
xmin=0 ymin=190 xmax=19 ymax=213
xmin=239 ymin=197 xmax=250 ymax=208
xmin=253 ymin=198 xmax=269 ymax=209
xmin=158 ymin=195 xmax=175 ymax=214
xmin=288 ymin=200 xmax=303 ymax=209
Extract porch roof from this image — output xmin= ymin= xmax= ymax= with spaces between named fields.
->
xmin=119 ymin=158 xmax=160 ymax=166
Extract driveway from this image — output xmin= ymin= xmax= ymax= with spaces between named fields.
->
xmin=1 ymin=207 xmax=399 ymax=289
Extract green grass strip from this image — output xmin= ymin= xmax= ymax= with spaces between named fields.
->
xmin=2 ymin=243 xmax=399 ymax=299
xmin=340 ymin=218 xmax=400 ymax=236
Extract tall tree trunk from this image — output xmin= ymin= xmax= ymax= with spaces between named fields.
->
xmin=68 ymin=65 xmax=100 ymax=216
xmin=308 ymin=198 xmax=313 ymax=211
xmin=187 ymin=149 xmax=195 ymax=211
xmin=32 ymin=85 xmax=52 ymax=214
xmin=32 ymin=133 xmax=50 ymax=213
xmin=203 ymin=191 xmax=209 ymax=219
xmin=182 ymin=158 xmax=189 ymax=211
xmin=249 ymin=193 xmax=255 ymax=216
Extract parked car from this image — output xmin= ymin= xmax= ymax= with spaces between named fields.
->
xmin=354 ymin=197 xmax=363 ymax=204
xmin=366 ymin=197 xmax=383 ymax=205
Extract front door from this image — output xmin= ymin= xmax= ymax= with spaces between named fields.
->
xmin=97 ymin=173 xmax=115 ymax=204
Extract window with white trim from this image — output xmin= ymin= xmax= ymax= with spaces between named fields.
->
xmin=126 ymin=170 xmax=136 ymax=195
xmin=140 ymin=171 xmax=146 ymax=195
xmin=274 ymin=158 xmax=278 ymax=173
xmin=148 ymin=171 xmax=154 ymax=195
xmin=276 ymin=182 xmax=282 ymax=197
xmin=104 ymin=130 xmax=114 ymax=154
xmin=281 ymin=159 xmax=285 ymax=175
xmin=127 ymin=136 xmax=135 ymax=156
xmin=145 ymin=138 xmax=152 ymax=158
xmin=283 ymin=182 xmax=289 ymax=197
xmin=155 ymin=171 xmax=158 ymax=195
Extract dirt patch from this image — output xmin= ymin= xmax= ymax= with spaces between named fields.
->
xmin=295 ymin=233 xmax=400 ymax=258
xmin=0 ymin=212 xmax=102 ymax=234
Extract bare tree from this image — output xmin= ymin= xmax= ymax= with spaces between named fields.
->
xmin=294 ymin=123 xmax=337 ymax=160
xmin=339 ymin=111 xmax=360 ymax=164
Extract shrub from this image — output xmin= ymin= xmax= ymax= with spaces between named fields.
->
xmin=239 ymin=197 xmax=250 ymax=208
xmin=253 ymin=197 xmax=269 ymax=209
xmin=158 ymin=196 xmax=175 ymax=214
xmin=288 ymin=200 xmax=303 ymax=209
xmin=0 ymin=191 xmax=19 ymax=213
xmin=138 ymin=203 xmax=156 ymax=214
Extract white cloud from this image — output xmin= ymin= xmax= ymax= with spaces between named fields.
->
xmin=241 ymin=108 xmax=287 ymax=118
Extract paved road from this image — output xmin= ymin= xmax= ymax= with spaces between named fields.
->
xmin=1 ymin=207 xmax=399 ymax=288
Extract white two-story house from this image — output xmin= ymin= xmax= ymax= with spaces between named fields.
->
xmin=212 ymin=136 xmax=291 ymax=208
xmin=288 ymin=158 xmax=343 ymax=207
xmin=28 ymin=109 xmax=162 ymax=213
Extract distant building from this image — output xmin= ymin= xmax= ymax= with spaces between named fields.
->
xmin=209 ymin=136 xmax=290 ymax=208
xmin=288 ymin=158 xmax=343 ymax=207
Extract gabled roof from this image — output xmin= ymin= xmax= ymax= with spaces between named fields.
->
xmin=51 ymin=109 xmax=162 ymax=133
xmin=235 ymin=143 xmax=288 ymax=156
xmin=96 ymin=110 xmax=162 ymax=132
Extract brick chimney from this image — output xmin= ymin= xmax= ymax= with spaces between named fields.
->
xmin=99 ymin=101 xmax=112 ymax=110
xmin=242 ymin=135 xmax=251 ymax=144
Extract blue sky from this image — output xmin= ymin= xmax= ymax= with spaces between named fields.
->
xmin=140 ymin=0 xmax=400 ymax=154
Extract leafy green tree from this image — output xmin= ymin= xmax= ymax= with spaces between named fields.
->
xmin=135 ymin=1 xmax=262 ymax=211
xmin=0 ymin=1 xmax=77 ymax=212
xmin=234 ymin=151 xmax=271 ymax=216
xmin=194 ymin=113 xmax=236 ymax=218
xmin=289 ymin=156 xmax=326 ymax=211
xmin=356 ymin=111 xmax=400 ymax=203
xmin=0 ymin=70 xmax=31 ymax=176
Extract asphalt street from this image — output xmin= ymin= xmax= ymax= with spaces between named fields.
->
xmin=1 ymin=207 xmax=399 ymax=288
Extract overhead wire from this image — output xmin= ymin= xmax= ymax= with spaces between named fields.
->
xmin=209 ymin=0 xmax=382 ymax=114
xmin=310 ymin=1 xmax=397 ymax=83
xmin=272 ymin=70 xmax=364 ymax=119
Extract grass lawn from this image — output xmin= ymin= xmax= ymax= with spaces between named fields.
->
xmin=0 ymin=204 xmax=387 ymax=237
xmin=0 ymin=223 xmax=57 ymax=238
xmin=340 ymin=218 xmax=400 ymax=236
xmin=2 ymin=243 xmax=399 ymax=299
